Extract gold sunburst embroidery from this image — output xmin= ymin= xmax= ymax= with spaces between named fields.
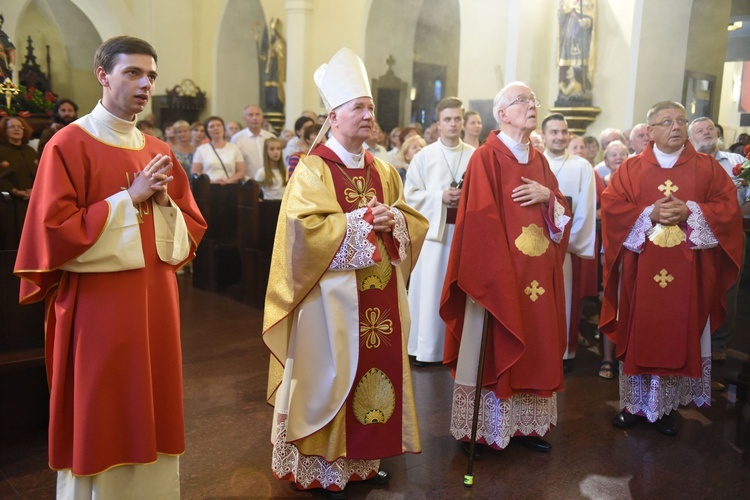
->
xmin=360 ymin=307 xmax=393 ymax=349
xmin=353 ymin=368 xmax=396 ymax=425
xmin=515 ymin=224 xmax=550 ymax=257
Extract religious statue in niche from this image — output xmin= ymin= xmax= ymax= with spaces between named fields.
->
xmin=259 ymin=17 xmax=286 ymax=113
xmin=556 ymin=0 xmax=596 ymax=107
xmin=0 ymin=12 xmax=17 ymax=82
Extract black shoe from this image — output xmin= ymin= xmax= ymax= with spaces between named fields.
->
xmin=562 ymin=359 xmax=574 ymax=373
xmin=321 ymin=489 xmax=347 ymax=500
xmin=411 ymin=359 xmax=431 ymax=367
xmin=511 ymin=436 xmax=551 ymax=452
xmin=367 ymin=470 xmax=390 ymax=485
xmin=612 ymin=411 xmax=638 ymax=429
xmin=461 ymin=441 xmax=484 ymax=459
xmin=654 ymin=414 xmax=678 ymax=436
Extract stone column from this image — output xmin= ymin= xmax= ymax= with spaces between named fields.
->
xmin=284 ymin=0 xmax=314 ymax=130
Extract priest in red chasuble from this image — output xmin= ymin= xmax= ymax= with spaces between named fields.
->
xmin=263 ymin=47 xmax=428 ymax=499
xmin=601 ymin=101 xmax=742 ymax=436
xmin=14 ymin=36 xmax=206 ymax=497
xmin=440 ymin=82 xmax=571 ymax=455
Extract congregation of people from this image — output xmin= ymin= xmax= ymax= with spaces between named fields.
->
xmin=3 ymin=41 xmax=748 ymax=500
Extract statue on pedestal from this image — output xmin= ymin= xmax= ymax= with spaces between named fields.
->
xmin=259 ymin=18 xmax=286 ymax=113
xmin=556 ymin=0 xmax=596 ymax=107
xmin=0 ymin=12 xmax=17 ymax=83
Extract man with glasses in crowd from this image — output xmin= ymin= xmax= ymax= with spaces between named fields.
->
xmin=601 ymin=101 xmax=742 ymax=436
xmin=441 ymin=82 xmax=571 ymax=456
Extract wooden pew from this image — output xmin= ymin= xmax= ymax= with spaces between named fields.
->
xmin=190 ymin=175 xmax=241 ymax=292
xmin=0 ymin=192 xmax=48 ymax=443
xmin=236 ymin=181 xmax=282 ymax=309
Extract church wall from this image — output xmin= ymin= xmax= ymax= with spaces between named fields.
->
xmin=365 ymin=0 xmax=423 ymax=127
xmin=719 ymin=61 xmax=748 ymax=144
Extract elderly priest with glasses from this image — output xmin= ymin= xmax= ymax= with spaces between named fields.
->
xmin=601 ymin=101 xmax=743 ymax=436
xmin=440 ymin=82 xmax=571 ymax=457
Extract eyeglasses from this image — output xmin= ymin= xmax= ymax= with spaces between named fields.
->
xmin=503 ymin=96 xmax=541 ymax=110
xmin=650 ymin=118 xmax=688 ymax=128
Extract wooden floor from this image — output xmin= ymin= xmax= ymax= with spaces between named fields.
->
xmin=1 ymin=274 xmax=749 ymax=499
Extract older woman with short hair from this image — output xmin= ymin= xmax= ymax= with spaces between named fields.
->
xmin=0 ymin=116 xmax=37 ymax=201
xmin=170 ymin=120 xmax=195 ymax=178
xmin=595 ymin=140 xmax=628 ymax=186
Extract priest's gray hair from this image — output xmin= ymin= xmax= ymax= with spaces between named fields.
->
xmin=646 ymin=101 xmax=686 ymax=125
xmin=492 ymin=81 xmax=532 ymax=125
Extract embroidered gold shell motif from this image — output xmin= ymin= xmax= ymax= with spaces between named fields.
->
xmin=353 ymin=368 xmax=396 ymax=425
xmin=648 ymin=224 xmax=686 ymax=248
xmin=515 ymin=224 xmax=550 ymax=257
xmin=356 ymin=239 xmax=392 ymax=291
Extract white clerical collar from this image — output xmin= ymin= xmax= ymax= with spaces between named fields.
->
xmin=326 ymin=135 xmax=364 ymax=169
xmin=498 ymin=130 xmax=530 ymax=164
xmin=74 ymin=101 xmax=144 ymax=149
xmin=653 ymin=144 xmax=684 ymax=169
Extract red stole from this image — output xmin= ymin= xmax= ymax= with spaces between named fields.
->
xmin=314 ymin=145 xmax=404 ymax=459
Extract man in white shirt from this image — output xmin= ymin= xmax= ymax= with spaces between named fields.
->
xmin=688 ymin=116 xmax=746 ymax=361
xmin=231 ymin=104 xmax=275 ymax=179
xmin=405 ymin=97 xmax=474 ymax=365
xmin=364 ymin=122 xmax=390 ymax=161
xmin=541 ymin=113 xmax=597 ymax=372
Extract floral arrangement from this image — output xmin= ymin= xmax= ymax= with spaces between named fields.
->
xmin=731 ymin=144 xmax=750 ymax=205
xmin=0 ymin=84 xmax=57 ymax=117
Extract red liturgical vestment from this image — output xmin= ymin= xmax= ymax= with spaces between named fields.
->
xmin=14 ymin=111 xmax=206 ymax=476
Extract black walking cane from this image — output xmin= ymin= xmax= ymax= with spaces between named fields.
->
xmin=463 ymin=308 xmax=490 ymax=487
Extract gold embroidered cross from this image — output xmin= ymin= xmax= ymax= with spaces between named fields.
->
xmin=653 ymin=269 xmax=674 ymax=288
xmin=524 ymin=280 xmax=545 ymax=302
xmin=658 ymin=180 xmax=679 ymax=196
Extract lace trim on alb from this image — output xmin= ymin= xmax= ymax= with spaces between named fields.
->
xmin=329 ymin=207 xmax=376 ymax=271
xmin=450 ymin=383 xmax=557 ymax=449
xmin=271 ymin=414 xmax=380 ymax=490
xmin=550 ymin=197 xmax=571 ymax=243
xmin=624 ymin=206 xmax=654 ymax=253
xmin=618 ymin=357 xmax=711 ymax=422
xmin=390 ymin=207 xmax=409 ymax=264
xmin=685 ymin=201 xmax=718 ymax=249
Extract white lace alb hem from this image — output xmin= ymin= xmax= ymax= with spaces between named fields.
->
xmin=329 ymin=207 xmax=377 ymax=271
xmin=450 ymin=383 xmax=557 ymax=449
xmin=624 ymin=206 xmax=654 ymax=253
xmin=685 ymin=201 xmax=718 ymax=249
xmin=271 ymin=414 xmax=380 ymax=490
xmin=618 ymin=357 xmax=711 ymax=422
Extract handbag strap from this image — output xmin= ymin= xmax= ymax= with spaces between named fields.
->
xmin=208 ymin=142 xmax=230 ymax=179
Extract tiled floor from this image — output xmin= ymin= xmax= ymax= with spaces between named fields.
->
xmin=1 ymin=276 xmax=749 ymax=499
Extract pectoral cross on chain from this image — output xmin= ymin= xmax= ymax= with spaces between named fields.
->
xmin=658 ymin=180 xmax=679 ymax=197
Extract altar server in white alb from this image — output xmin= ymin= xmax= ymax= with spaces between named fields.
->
xmin=541 ymin=113 xmax=597 ymax=371
xmin=404 ymin=97 xmax=475 ymax=365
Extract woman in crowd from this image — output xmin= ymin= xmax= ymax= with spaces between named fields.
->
xmin=164 ymin=122 xmax=178 ymax=149
xmin=394 ymin=134 xmax=427 ymax=182
xmin=462 ymin=110 xmax=483 ymax=148
xmin=582 ymin=136 xmax=599 ymax=166
xmin=191 ymin=116 xmax=246 ymax=184
xmin=287 ymin=123 xmax=322 ymax=177
xmin=254 ymin=137 xmax=287 ymax=200
xmin=0 ymin=116 xmax=38 ymax=235
xmin=225 ymin=121 xmax=242 ymax=140
xmin=171 ymin=120 xmax=196 ymax=178
xmin=191 ymin=121 xmax=207 ymax=147
xmin=594 ymin=139 xmax=628 ymax=185
xmin=387 ymin=126 xmax=402 ymax=164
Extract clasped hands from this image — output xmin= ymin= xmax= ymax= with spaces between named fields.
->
xmin=128 ymin=154 xmax=174 ymax=207
xmin=368 ymin=195 xmax=395 ymax=232
xmin=442 ymin=187 xmax=461 ymax=206
xmin=512 ymin=176 xmax=550 ymax=207
xmin=650 ymin=195 xmax=688 ymax=226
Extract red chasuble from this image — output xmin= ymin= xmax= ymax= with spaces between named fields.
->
xmin=314 ymin=145 xmax=405 ymax=459
xmin=600 ymin=141 xmax=742 ymax=377
xmin=440 ymin=132 xmax=570 ymax=398
xmin=14 ymin=125 xmax=206 ymax=475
